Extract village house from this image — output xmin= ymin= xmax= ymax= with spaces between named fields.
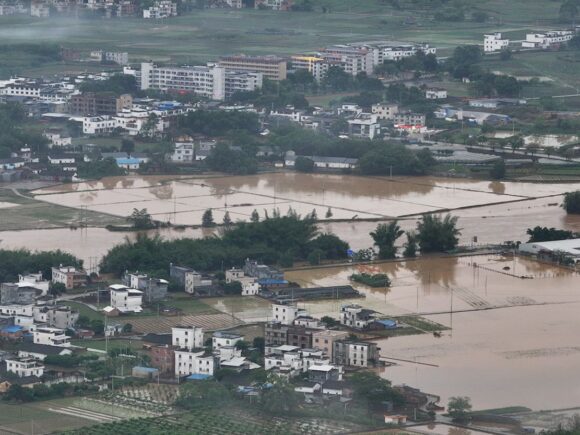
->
xmin=174 ymin=349 xmax=215 ymax=377
xmin=271 ymin=303 xmax=308 ymax=325
xmin=108 ymin=284 xmax=143 ymax=314
xmin=333 ymin=340 xmax=379 ymax=368
xmin=225 ymin=268 xmax=260 ymax=296
xmin=347 ymin=115 xmax=381 ymax=140
xmin=340 ymin=304 xmax=379 ymax=329
xmin=371 ymin=102 xmax=398 ymax=120
xmin=312 ymin=329 xmax=349 ymax=360
xmin=122 ymin=271 xmax=168 ymax=302
xmin=51 ymin=266 xmax=87 ymax=290
xmin=17 ymin=343 xmax=73 ymax=361
xmin=425 ymin=88 xmax=448 ymax=100
xmin=0 ymin=283 xmax=40 ymax=305
xmin=212 ymin=331 xmax=243 ymax=349
xmin=483 ymin=32 xmax=509 ymax=52
xmin=172 ymin=326 xmax=204 ymax=351
xmin=5 ymin=357 xmax=45 ymax=378
xmin=284 ymin=152 xmax=358 ymax=170
xmin=170 ymin=142 xmax=195 ymax=163
xmin=32 ymin=327 xmax=71 ymax=347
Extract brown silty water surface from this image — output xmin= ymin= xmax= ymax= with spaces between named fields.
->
xmin=3 ymin=174 xmax=580 ymax=409
xmin=3 ymin=173 xmax=579 ymax=264
xmin=32 ymin=173 xmax=580 ymax=225
xmin=285 ymin=254 xmax=580 ymax=410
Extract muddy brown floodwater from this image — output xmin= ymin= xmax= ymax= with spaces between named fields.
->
xmin=3 ymin=173 xmax=579 ymax=265
xmin=285 ymin=255 xmax=580 ymax=410
xmin=2 ymin=173 xmax=580 ymax=409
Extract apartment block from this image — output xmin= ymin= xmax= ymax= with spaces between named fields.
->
xmin=219 ymin=55 xmax=287 ymax=81
xmin=139 ymin=62 xmax=262 ymax=101
xmin=70 ymin=92 xmax=132 ymax=116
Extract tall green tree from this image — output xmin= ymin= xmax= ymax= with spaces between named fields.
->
xmin=403 ymin=231 xmax=418 ymax=257
xmin=416 ymin=214 xmax=461 ymax=252
xmin=563 ymin=191 xmax=580 ymax=214
xmin=202 ymin=209 xmax=215 ymax=227
xmin=370 ymin=221 xmax=404 ymax=259
xmin=127 ymin=208 xmax=154 ymax=229
xmin=250 ymin=209 xmax=260 ymax=222
xmin=350 ymin=372 xmax=404 ymax=410
xmin=448 ymin=396 xmax=472 ymax=422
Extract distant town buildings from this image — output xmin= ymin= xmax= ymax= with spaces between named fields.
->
xmin=219 ymin=55 xmax=287 ymax=81
xmin=137 ymin=62 xmax=263 ymax=101
xmin=143 ymin=0 xmax=177 ymax=19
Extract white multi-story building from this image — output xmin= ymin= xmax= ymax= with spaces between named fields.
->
xmin=109 ymin=284 xmax=143 ymax=313
xmin=320 ymin=45 xmax=374 ymax=77
xmin=6 ymin=358 xmax=45 ymax=378
xmin=484 ymin=33 xmax=510 ymax=52
xmin=360 ymin=41 xmax=436 ymax=63
xmin=272 ymin=303 xmax=308 ymax=325
xmin=371 ymin=103 xmax=398 ymax=120
xmin=139 ymin=62 xmax=262 ymax=101
xmin=33 ymin=327 xmax=71 ymax=347
xmin=0 ymin=304 xmax=33 ymax=317
xmin=0 ymin=82 xmax=40 ymax=97
xmin=333 ymin=340 xmax=379 ymax=367
xmin=291 ymin=55 xmax=329 ymax=82
xmin=51 ymin=266 xmax=87 ymax=290
xmin=347 ymin=114 xmax=381 ymax=139
xmin=184 ymin=271 xmax=213 ymax=294
xmin=522 ymin=30 xmax=574 ymax=48
xmin=340 ymin=304 xmax=378 ymax=329
xmin=225 ymin=268 xmax=260 ymax=296
xmin=172 ymin=326 xmax=204 ymax=351
xmin=174 ymin=349 xmax=215 ymax=377
xmin=80 ymin=116 xmax=117 ymax=135
xmin=33 ymin=306 xmax=79 ymax=329
xmin=18 ymin=273 xmax=49 ymax=295
xmin=212 ymin=331 xmax=243 ymax=349
xmin=170 ymin=142 xmax=195 ymax=163
xmin=143 ymin=0 xmax=177 ymax=18
xmin=30 ymin=3 xmax=49 ymax=17
xmin=425 ymin=88 xmax=448 ymax=100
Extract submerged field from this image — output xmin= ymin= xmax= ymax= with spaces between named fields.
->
xmin=285 ymin=254 xmax=580 ymax=410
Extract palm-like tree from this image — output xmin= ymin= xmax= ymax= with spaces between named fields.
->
xmin=370 ymin=221 xmax=404 ymax=259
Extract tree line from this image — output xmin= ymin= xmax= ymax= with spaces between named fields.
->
xmin=0 ymin=249 xmax=82 ymax=283
xmin=99 ymin=215 xmax=350 ymax=276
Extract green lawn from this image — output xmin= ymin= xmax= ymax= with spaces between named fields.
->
xmin=162 ymin=293 xmax=218 ymax=315
xmin=66 ymin=301 xmax=104 ymax=322
xmin=0 ymin=188 xmax=124 ymax=231
xmin=72 ymin=338 xmax=143 ymax=352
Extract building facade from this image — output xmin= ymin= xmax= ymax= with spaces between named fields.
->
xmin=219 ymin=55 xmax=287 ymax=81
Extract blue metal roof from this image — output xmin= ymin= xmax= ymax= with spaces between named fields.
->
xmin=186 ymin=374 xmax=212 ymax=380
xmin=115 ymin=158 xmax=140 ymax=165
xmin=258 ymin=279 xmax=289 ymax=285
xmin=376 ymin=319 xmax=397 ymax=329
xmin=2 ymin=326 xmax=23 ymax=333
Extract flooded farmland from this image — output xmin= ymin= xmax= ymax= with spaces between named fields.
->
xmin=31 ymin=173 xmax=580 ymax=225
xmin=285 ymin=255 xmax=580 ymax=410
xmin=2 ymin=173 xmax=580 ymax=410
xmin=1 ymin=173 xmax=580 ymax=265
